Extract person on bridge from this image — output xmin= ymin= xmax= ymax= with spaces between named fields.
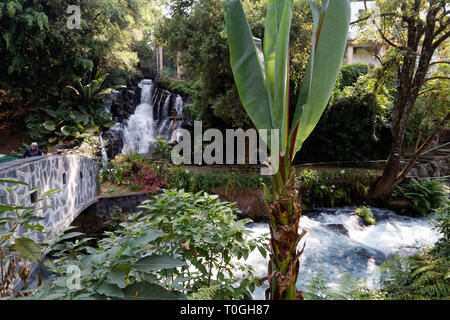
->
xmin=22 ymin=142 xmax=43 ymax=158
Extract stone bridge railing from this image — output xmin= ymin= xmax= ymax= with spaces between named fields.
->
xmin=0 ymin=155 xmax=99 ymax=235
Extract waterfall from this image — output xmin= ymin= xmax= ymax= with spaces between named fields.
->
xmin=116 ymin=79 xmax=189 ymax=155
xmin=99 ymin=135 xmax=108 ymax=169
xmin=121 ymin=80 xmax=155 ymax=154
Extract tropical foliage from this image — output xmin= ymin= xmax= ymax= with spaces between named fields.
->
xmin=0 ymin=0 xmax=162 ymax=149
xmin=138 ymin=190 xmax=268 ymax=299
xmin=222 ymin=0 xmax=350 ymax=299
xmin=391 ymin=178 xmax=448 ymax=216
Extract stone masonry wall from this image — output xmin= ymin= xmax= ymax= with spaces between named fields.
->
xmin=0 ymin=155 xmax=99 ymax=237
xmin=72 ymin=192 xmax=151 ymax=236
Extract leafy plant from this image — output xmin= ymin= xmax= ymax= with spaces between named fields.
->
xmin=0 ymin=179 xmax=72 ymax=297
xmin=30 ymin=228 xmax=188 ymax=300
xmin=296 ymin=168 xmax=378 ymax=209
xmin=304 ymin=271 xmax=380 ymax=300
xmin=378 ymin=250 xmax=449 ymax=300
xmin=152 ymin=136 xmax=171 ymax=159
xmin=127 ymin=167 xmax=166 ymax=194
xmin=102 ymin=154 xmax=165 ymax=194
xmin=355 ymin=206 xmax=376 ymax=225
xmin=27 ymin=189 xmax=268 ymax=300
xmin=138 ymin=189 xmax=269 ymax=299
xmin=377 ymin=204 xmax=450 ymax=300
xmin=222 ymin=0 xmax=350 ymax=299
xmin=27 ymin=73 xmax=116 ymax=146
xmin=391 ymin=179 xmax=448 ymax=215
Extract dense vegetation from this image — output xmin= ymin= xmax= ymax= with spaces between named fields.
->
xmin=0 ymin=0 xmax=162 ymax=150
xmin=101 ymin=154 xmax=382 ymax=215
xmin=0 ymin=0 xmax=448 ymax=302
xmin=1 ymin=180 xmax=267 ymax=300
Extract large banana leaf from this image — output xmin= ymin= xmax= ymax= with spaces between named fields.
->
xmin=222 ymin=0 xmax=274 ymax=141
xmin=263 ymin=0 xmax=292 ymax=150
xmin=223 ymin=0 xmax=350 ymax=159
xmin=290 ymin=0 xmax=350 ymax=156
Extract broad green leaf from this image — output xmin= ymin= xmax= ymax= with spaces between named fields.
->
xmin=60 ymin=125 xmax=73 ymax=136
xmin=44 ymin=109 xmax=58 ymax=118
xmin=273 ymin=0 xmax=293 ymax=150
xmin=0 ymin=179 xmax=29 ymax=187
xmin=222 ymin=0 xmax=273 ymax=142
xmin=102 ymin=120 xmax=116 ymax=128
xmin=23 ymin=222 xmax=44 ymax=232
xmin=291 ymin=0 xmax=350 ymax=156
xmin=123 ymin=282 xmax=186 ymax=300
xmin=43 ymin=120 xmax=56 ymax=131
xmin=124 ymin=230 xmax=166 ymax=250
xmin=39 ymin=188 xmax=61 ymax=199
xmin=106 ymin=268 xmax=127 ymax=289
xmin=134 ymin=255 xmax=186 ymax=272
xmin=264 ymin=0 xmax=288 ymax=99
xmin=57 ymin=232 xmax=85 ymax=242
xmin=84 ymin=124 xmax=99 ymax=133
xmin=96 ymin=282 xmax=125 ymax=299
xmin=15 ymin=238 xmax=41 ymax=263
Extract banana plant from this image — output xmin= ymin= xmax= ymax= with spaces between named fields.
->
xmin=222 ymin=0 xmax=350 ymax=299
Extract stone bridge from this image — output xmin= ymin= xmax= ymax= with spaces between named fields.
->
xmin=0 ymin=155 xmax=99 ymax=235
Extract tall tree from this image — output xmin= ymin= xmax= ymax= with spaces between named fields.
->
xmin=354 ymin=0 xmax=449 ymax=199
xmin=222 ymin=0 xmax=350 ymax=299
xmin=155 ymin=0 xmax=315 ymax=130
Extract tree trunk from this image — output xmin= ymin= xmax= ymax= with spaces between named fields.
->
xmin=371 ymin=111 xmax=450 ymax=199
xmin=264 ymin=154 xmax=306 ymax=300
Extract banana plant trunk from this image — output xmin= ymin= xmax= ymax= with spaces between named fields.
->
xmin=264 ymin=153 xmax=306 ymax=300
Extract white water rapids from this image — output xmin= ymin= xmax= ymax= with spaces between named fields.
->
xmin=245 ymin=206 xmax=441 ymax=299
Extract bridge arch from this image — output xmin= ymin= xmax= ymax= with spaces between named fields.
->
xmin=0 ymin=155 xmax=99 ymax=235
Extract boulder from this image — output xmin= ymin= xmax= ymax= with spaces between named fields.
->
xmin=429 ymin=161 xmax=441 ymax=177
xmin=425 ymin=163 xmax=434 ymax=176
xmin=417 ymin=165 xmax=429 ymax=177
xmin=325 ymin=224 xmax=349 ymax=237
xmin=102 ymin=130 xmax=124 ymax=159
xmin=407 ymin=168 xmax=419 ymax=178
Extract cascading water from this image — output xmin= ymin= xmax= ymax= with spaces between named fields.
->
xmin=99 ymin=135 xmax=108 ymax=169
xmin=245 ymin=206 xmax=441 ymax=300
xmin=116 ymin=79 xmax=189 ymax=155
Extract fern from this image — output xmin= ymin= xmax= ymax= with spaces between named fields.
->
xmin=304 ymin=271 xmax=332 ymax=300
xmin=392 ymin=179 xmax=448 ymax=215
xmin=379 ymin=249 xmax=450 ymax=300
xmin=188 ymin=285 xmax=221 ymax=300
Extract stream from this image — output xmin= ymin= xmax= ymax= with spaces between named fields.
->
xmin=245 ymin=206 xmax=441 ymax=299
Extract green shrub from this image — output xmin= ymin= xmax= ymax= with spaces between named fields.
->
xmin=304 ymin=271 xmax=380 ymax=300
xmin=152 ymin=136 xmax=171 ymax=159
xmin=295 ymin=168 xmax=378 ymax=209
xmin=391 ymin=179 xmax=448 ymax=215
xmin=158 ymin=77 xmax=196 ymax=97
xmin=24 ymin=190 xmax=269 ymax=300
xmin=378 ymin=250 xmax=449 ymax=300
xmin=338 ymin=63 xmax=370 ymax=90
xmin=137 ymin=189 xmax=268 ymax=299
xmin=154 ymin=164 xmax=271 ymax=193
xmin=0 ymin=180 xmax=80 ymax=298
